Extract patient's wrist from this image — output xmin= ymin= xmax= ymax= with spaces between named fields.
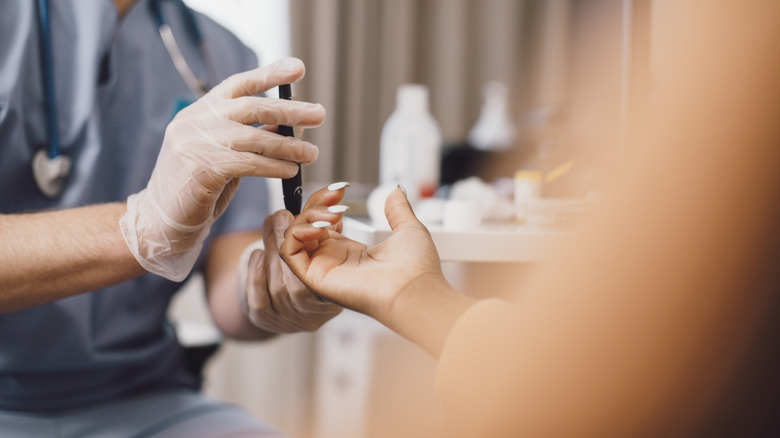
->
xmin=381 ymin=273 xmax=475 ymax=357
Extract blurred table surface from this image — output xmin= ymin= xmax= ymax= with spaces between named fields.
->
xmin=342 ymin=216 xmax=569 ymax=263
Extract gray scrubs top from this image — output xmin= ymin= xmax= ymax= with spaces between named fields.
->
xmin=0 ymin=0 xmax=269 ymax=411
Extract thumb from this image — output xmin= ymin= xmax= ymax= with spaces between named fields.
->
xmin=384 ymin=186 xmax=421 ymax=233
xmin=264 ymin=209 xmax=295 ymax=246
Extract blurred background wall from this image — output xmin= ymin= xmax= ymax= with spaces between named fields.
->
xmin=289 ymin=0 xmax=642 ymax=200
xmin=288 ymin=0 xmax=527 ymax=188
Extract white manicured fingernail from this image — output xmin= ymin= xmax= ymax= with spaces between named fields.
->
xmin=327 ymin=205 xmax=349 ymax=214
xmin=398 ymin=184 xmax=407 ymax=198
xmin=328 ymin=182 xmax=350 ymax=191
xmin=312 ymin=221 xmax=332 ymax=229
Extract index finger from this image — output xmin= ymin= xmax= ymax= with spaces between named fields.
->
xmin=280 ymin=220 xmax=328 ymax=281
xmin=213 ymin=57 xmax=306 ymax=99
xmin=302 ymin=182 xmax=349 ymax=212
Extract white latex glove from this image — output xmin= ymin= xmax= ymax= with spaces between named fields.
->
xmin=236 ymin=210 xmax=343 ymax=333
xmin=120 ymin=58 xmax=325 ymax=281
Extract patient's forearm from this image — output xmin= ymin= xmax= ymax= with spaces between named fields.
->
xmin=0 ymin=203 xmax=145 ymax=312
xmin=383 ymin=273 xmax=476 ymax=358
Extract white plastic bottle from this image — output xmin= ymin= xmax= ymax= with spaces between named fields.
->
xmin=379 ymin=84 xmax=442 ymax=202
xmin=468 ymin=81 xmax=515 ymax=151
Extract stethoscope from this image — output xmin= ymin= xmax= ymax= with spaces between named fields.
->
xmin=149 ymin=0 xmax=216 ymax=98
xmin=33 ymin=0 xmax=214 ymax=198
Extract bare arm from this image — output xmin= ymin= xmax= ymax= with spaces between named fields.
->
xmin=0 ymin=203 xmax=145 ymax=312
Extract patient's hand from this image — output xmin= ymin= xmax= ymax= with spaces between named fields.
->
xmin=281 ymin=184 xmax=445 ymax=322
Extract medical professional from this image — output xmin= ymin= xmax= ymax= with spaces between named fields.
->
xmin=0 ymin=0 xmax=340 ymax=436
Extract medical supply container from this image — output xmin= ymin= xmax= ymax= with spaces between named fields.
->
xmin=379 ymin=84 xmax=442 ymax=201
xmin=514 ymin=169 xmax=542 ymax=223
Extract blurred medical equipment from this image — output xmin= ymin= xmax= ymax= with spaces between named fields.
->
xmin=468 ymin=81 xmax=515 ymax=151
xmin=513 ymin=170 xmax=543 ymax=223
xmin=379 ymin=84 xmax=442 ymax=202
xmin=449 ymin=176 xmax=514 ymax=222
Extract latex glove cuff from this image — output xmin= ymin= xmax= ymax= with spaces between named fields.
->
xmin=120 ymin=190 xmax=210 ymax=282
xmin=236 ymin=239 xmax=265 ymax=317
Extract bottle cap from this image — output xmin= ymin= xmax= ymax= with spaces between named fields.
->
xmin=397 ymin=84 xmax=429 ymax=112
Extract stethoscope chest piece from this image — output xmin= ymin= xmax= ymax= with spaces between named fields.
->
xmin=32 ymin=149 xmax=71 ymax=198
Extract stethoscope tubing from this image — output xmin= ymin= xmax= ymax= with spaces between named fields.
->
xmin=30 ymin=0 xmax=212 ymax=199
xmin=150 ymin=0 xmax=213 ymax=98
xmin=35 ymin=0 xmax=61 ymax=160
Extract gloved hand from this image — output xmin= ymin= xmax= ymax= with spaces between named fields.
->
xmin=120 ymin=58 xmax=325 ymax=281
xmin=236 ymin=210 xmax=343 ymax=333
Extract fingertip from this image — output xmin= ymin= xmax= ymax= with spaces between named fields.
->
xmin=307 ymin=143 xmax=320 ymax=163
xmin=293 ymin=141 xmax=319 ymax=164
xmin=265 ymin=208 xmax=294 ymax=233
xmin=384 ymin=187 xmax=418 ymax=230
xmin=274 ymin=57 xmax=306 ymax=82
xmin=311 ymin=103 xmax=326 ymax=127
xmin=387 ymin=185 xmax=411 ymax=206
xmin=276 ymin=56 xmax=304 ymax=72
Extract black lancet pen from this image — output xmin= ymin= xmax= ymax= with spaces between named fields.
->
xmin=278 ymin=84 xmax=302 ymax=215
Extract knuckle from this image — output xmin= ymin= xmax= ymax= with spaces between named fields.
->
xmin=235 ymin=97 xmax=255 ymax=118
xmin=273 ymin=105 xmax=287 ymax=126
xmin=221 ymin=75 xmax=241 ymax=91
xmin=251 ymin=99 xmax=271 ymax=120
xmin=279 ymin=138 xmax=308 ymax=162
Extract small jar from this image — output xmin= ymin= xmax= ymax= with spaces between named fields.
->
xmin=514 ymin=170 xmax=542 ymax=224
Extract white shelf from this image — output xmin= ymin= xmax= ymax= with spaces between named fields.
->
xmin=342 ymin=216 xmax=569 ymax=263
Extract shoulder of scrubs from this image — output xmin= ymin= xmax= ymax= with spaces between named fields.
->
xmin=194 ymin=10 xmax=259 ymax=73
